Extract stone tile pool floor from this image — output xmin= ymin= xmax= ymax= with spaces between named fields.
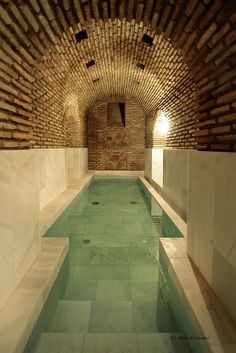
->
xmin=28 ymin=180 xmax=191 ymax=353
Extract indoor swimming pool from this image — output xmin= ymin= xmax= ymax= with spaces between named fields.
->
xmin=23 ymin=178 xmax=196 ymax=353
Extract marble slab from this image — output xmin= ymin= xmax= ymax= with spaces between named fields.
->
xmin=152 ymin=148 xmax=163 ymax=187
xmin=139 ymin=176 xmax=187 ymax=237
xmin=90 ymin=170 xmax=144 ymax=177
xmin=67 ymin=148 xmax=88 ymax=183
xmin=144 ymin=148 xmax=188 ymax=221
xmin=160 ymin=238 xmax=236 ymax=353
xmin=0 ymin=237 xmax=69 ymax=353
xmin=38 ymin=149 xmax=67 ymax=210
xmin=40 ymin=173 xmax=93 ymax=236
xmin=144 ymin=148 xmax=152 ymax=181
xmin=163 ymin=149 xmax=188 ymax=221
xmin=0 ymin=150 xmax=40 ymax=310
xmin=187 ymin=151 xmax=236 ymax=322
xmin=145 ymin=149 xmax=236 ymax=324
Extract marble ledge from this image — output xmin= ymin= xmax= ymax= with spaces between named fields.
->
xmin=90 ymin=170 xmax=144 ymax=178
xmin=40 ymin=173 xmax=93 ymax=236
xmin=0 ymin=237 xmax=69 ymax=353
xmin=139 ymin=176 xmax=187 ymax=237
xmin=160 ymin=238 xmax=236 ymax=353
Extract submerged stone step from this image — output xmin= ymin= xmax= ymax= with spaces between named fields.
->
xmin=88 ymin=300 xmax=135 ymax=333
xmin=35 ymin=333 xmax=84 ymax=353
xmin=137 ymin=333 xmax=192 ymax=353
xmin=47 ymin=299 xmax=178 ymax=335
xmin=83 ymin=333 xmax=139 ymax=353
xmin=48 ymin=300 xmax=92 ymax=333
xmin=34 ymin=332 xmax=192 ymax=353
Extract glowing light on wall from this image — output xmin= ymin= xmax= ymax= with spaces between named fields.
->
xmin=154 ymin=110 xmax=169 ymax=136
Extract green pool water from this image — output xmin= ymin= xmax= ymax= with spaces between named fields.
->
xmin=24 ymin=179 xmax=194 ymax=353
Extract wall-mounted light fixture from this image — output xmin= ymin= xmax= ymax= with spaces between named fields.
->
xmin=154 ymin=110 xmax=169 ymax=136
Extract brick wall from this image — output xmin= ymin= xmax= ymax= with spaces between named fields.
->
xmin=87 ymin=98 xmax=145 ymax=170
xmin=0 ymin=1 xmax=236 ymax=151
xmin=145 ymin=69 xmax=197 ymax=149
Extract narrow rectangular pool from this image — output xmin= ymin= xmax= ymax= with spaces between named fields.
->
xmin=24 ymin=178 xmax=196 ymax=353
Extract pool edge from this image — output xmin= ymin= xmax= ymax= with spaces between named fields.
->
xmin=3 ymin=175 xmax=235 ymax=353
xmin=40 ymin=173 xmax=94 ymax=236
xmin=0 ymin=237 xmax=69 ymax=353
xmin=139 ymin=176 xmax=187 ymax=237
xmin=160 ymin=238 xmax=236 ymax=353
xmin=140 ymin=176 xmax=236 ymax=353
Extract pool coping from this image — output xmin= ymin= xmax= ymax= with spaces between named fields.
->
xmin=2 ymin=173 xmax=235 ymax=353
xmin=40 ymin=173 xmax=94 ymax=236
xmin=89 ymin=170 xmax=144 ymax=177
xmin=160 ymin=238 xmax=236 ymax=353
xmin=0 ymin=173 xmax=94 ymax=353
xmin=139 ymin=176 xmax=187 ymax=237
xmin=0 ymin=237 xmax=69 ymax=353
xmin=141 ymin=176 xmax=236 ymax=353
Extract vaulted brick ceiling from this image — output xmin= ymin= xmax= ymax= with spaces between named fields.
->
xmin=0 ymin=1 xmax=236 ymax=150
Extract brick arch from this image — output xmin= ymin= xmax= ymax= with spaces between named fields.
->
xmin=40 ymin=20 xmax=194 ymax=148
xmin=0 ymin=1 xmax=235 ymax=150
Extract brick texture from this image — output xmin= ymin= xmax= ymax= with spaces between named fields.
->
xmin=0 ymin=1 xmax=235 ymax=151
xmin=88 ymin=98 xmax=145 ymax=170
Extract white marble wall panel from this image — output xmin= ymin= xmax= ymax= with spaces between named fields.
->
xmin=144 ymin=148 xmax=152 ymax=181
xmin=145 ymin=148 xmax=188 ymax=221
xmin=215 ymin=154 xmax=236 ymax=267
xmin=152 ymin=148 xmax=163 ymax=187
xmin=39 ymin=149 xmax=67 ymax=210
xmin=0 ymin=150 xmax=40 ymax=310
xmin=67 ymin=148 xmax=88 ymax=183
xmin=0 ymin=148 xmax=88 ymax=310
xmin=187 ymin=151 xmax=236 ymax=322
xmin=163 ymin=149 xmax=188 ymax=221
